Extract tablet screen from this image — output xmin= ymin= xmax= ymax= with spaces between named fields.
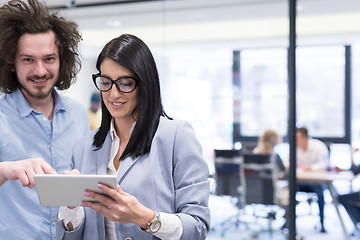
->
xmin=34 ymin=174 xmax=117 ymax=206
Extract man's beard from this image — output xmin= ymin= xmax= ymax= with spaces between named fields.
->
xmin=19 ymin=74 xmax=56 ymax=99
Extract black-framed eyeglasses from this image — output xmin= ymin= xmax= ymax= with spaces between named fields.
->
xmin=92 ymin=74 xmax=138 ymax=93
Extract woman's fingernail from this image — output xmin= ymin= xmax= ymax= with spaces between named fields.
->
xmin=84 ymin=191 xmax=90 ymax=196
xmin=98 ymin=183 xmax=104 ymax=189
xmin=81 ymin=202 xmax=87 ymax=207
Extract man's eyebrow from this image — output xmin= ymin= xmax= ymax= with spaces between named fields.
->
xmin=18 ymin=53 xmax=58 ymax=58
xmin=44 ymin=53 xmax=58 ymax=58
xmin=18 ymin=53 xmax=33 ymax=58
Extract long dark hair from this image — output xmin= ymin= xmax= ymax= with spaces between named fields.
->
xmin=93 ymin=34 xmax=171 ymax=160
xmin=0 ymin=0 xmax=81 ymax=93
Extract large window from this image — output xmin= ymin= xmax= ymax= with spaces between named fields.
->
xmin=296 ymin=45 xmax=346 ymax=138
xmin=237 ymin=48 xmax=288 ymax=138
xmin=234 ymin=45 xmax=349 ymax=143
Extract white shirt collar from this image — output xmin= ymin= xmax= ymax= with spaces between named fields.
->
xmin=109 ymin=118 xmax=136 ymax=141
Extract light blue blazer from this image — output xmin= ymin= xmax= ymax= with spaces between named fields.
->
xmin=57 ymin=117 xmax=210 ymax=240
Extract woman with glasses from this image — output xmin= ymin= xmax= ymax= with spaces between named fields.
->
xmin=57 ymin=34 xmax=210 ymax=240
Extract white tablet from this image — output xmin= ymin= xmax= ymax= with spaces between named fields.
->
xmin=34 ymin=174 xmax=117 ymax=206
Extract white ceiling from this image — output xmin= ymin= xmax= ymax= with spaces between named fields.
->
xmin=0 ymin=0 xmax=131 ymax=8
xmin=2 ymin=0 xmax=360 ymax=47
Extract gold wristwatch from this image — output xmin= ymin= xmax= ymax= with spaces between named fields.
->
xmin=140 ymin=210 xmax=161 ymax=233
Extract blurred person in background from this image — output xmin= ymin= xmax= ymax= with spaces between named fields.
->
xmin=296 ymin=127 xmax=329 ymax=233
xmin=253 ymin=129 xmax=286 ymax=176
xmin=87 ymin=92 xmax=102 ymax=130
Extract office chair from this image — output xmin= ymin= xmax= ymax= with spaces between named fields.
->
xmin=295 ymin=191 xmax=319 ymax=216
xmin=242 ymin=153 xmax=285 ymax=239
xmin=213 ymin=149 xmax=247 ymax=237
xmin=340 ymin=192 xmax=360 ymax=237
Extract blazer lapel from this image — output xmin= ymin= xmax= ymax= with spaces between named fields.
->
xmin=94 ymin=133 xmax=112 ymax=175
xmin=117 ymin=155 xmax=142 ymax=184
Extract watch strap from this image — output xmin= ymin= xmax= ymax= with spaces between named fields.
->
xmin=140 ymin=210 xmax=161 ymax=233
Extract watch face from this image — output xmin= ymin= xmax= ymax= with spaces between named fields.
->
xmin=149 ymin=220 xmax=161 ymax=233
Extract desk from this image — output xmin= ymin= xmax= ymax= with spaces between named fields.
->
xmin=297 ymin=171 xmax=354 ymax=240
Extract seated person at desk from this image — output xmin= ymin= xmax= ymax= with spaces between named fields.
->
xmin=296 ymin=127 xmax=329 ymax=233
xmin=253 ymin=129 xmax=286 ymax=177
xmin=337 ymin=147 xmax=360 ymax=233
xmin=87 ymin=92 xmax=102 ymax=130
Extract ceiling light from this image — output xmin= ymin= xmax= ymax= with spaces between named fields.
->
xmin=106 ymin=20 xmax=122 ymax=27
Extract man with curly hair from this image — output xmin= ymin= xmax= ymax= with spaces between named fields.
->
xmin=0 ymin=0 xmax=89 ymax=239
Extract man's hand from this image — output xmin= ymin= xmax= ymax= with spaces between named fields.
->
xmin=297 ymin=163 xmax=311 ymax=171
xmin=0 ymin=158 xmax=57 ymax=188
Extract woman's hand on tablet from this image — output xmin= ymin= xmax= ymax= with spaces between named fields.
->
xmin=82 ymin=184 xmax=154 ymax=227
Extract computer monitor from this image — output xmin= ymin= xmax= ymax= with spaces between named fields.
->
xmin=329 ymin=143 xmax=351 ymax=170
xmin=274 ymin=142 xmax=289 ymax=161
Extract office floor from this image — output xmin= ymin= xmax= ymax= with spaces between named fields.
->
xmin=207 ymin=190 xmax=359 ymax=240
